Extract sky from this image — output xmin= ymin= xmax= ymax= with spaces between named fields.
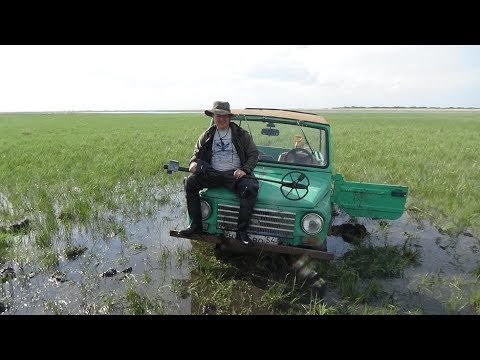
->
xmin=0 ymin=45 xmax=479 ymax=112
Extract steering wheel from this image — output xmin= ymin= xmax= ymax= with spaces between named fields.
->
xmin=280 ymin=171 xmax=310 ymax=201
xmin=285 ymin=148 xmax=314 ymax=165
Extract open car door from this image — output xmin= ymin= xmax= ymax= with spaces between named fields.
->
xmin=332 ymin=174 xmax=408 ymax=220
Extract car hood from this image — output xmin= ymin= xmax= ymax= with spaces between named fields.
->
xmin=202 ymin=171 xmax=331 ymax=210
xmin=256 ymin=173 xmax=330 ymax=209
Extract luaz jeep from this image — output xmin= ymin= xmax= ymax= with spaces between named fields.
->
xmin=166 ymin=108 xmax=408 ymax=260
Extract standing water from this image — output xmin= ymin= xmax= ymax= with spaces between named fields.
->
xmin=2 ymin=188 xmax=479 ymax=314
xmin=1 ymin=184 xmax=191 ymax=315
xmin=326 ymin=208 xmax=480 ymax=314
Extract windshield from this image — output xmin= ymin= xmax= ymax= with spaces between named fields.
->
xmin=234 ymin=118 xmax=329 ymax=168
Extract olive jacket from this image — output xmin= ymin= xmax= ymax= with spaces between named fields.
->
xmin=189 ymin=122 xmax=258 ymax=175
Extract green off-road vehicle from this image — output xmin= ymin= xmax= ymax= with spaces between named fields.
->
xmin=166 ymin=108 xmax=408 ymax=261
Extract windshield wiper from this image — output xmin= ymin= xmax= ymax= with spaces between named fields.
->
xmin=296 ymin=120 xmax=314 ymax=153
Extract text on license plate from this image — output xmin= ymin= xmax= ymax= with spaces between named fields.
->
xmin=224 ymin=231 xmax=279 ymax=245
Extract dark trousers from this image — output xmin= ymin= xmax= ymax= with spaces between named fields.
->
xmin=184 ymin=170 xmax=259 ymax=233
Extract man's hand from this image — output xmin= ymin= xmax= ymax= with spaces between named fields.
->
xmin=189 ymin=162 xmax=197 ymax=173
xmin=234 ymin=169 xmax=246 ymax=179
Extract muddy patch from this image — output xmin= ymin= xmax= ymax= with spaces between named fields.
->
xmin=0 ymin=186 xmax=192 ymax=315
xmin=185 ymin=207 xmax=480 ymax=315
xmin=324 ymin=208 xmax=480 ymax=314
xmin=2 ymin=186 xmax=479 ymax=314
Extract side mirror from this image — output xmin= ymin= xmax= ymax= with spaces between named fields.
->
xmin=261 ymin=128 xmax=279 ymax=136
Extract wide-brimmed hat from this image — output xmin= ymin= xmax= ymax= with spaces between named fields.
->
xmin=205 ymin=101 xmax=233 ymax=117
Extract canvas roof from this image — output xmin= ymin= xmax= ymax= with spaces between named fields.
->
xmin=231 ymin=108 xmax=329 ymax=125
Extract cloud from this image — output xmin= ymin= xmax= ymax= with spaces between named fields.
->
xmin=0 ymin=45 xmax=478 ymax=111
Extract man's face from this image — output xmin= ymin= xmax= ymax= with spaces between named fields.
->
xmin=213 ymin=114 xmax=231 ymax=130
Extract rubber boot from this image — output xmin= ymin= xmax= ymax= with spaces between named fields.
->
xmin=179 ymin=194 xmax=203 ymax=236
xmin=236 ymin=197 xmax=255 ymax=247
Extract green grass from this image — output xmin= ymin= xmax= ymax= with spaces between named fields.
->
xmin=0 ymin=112 xmax=211 ymax=265
xmin=0 ymin=113 xmax=208 ymax=217
xmin=1 ymin=111 xmax=479 ymax=240
xmin=3 ymin=111 xmax=478 ymax=241
xmin=338 ymin=243 xmax=420 ymax=279
xmin=328 ymin=112 xmax=480 ymax=236
xmin=303 ymin=296 xmax=337 ymax=315
xmin=123 ymin=286 xmax=164 ymax=315
xmin=0 ymin=233 xmax=14 ymax=262
xmin=188 ymin=243 xmax=244 ymax=314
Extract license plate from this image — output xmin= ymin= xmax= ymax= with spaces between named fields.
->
xmin=224 ymin=231 xmax=279 ymax=245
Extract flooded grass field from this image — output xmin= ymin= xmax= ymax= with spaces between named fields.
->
xmin=1 ymin=112 xmax=479 ymax=315
xmin=2 ymin=187 xmax=480 ymax=315
xmin=324 ymin=208 xmax=480 ymax=314
xmin=174 ymin=205 xmax=480 ymax=315
xmin=1 ymin=184 xmax=191 ymax=314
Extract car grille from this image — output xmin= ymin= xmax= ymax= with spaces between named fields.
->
xmin=217 ymin=204 xmax=295 ymax=237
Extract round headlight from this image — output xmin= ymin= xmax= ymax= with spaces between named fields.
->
xmin=301 ymin=213 xmax=324 ymax=235
xmin=200 ymin=200 xmax=211 ymax=220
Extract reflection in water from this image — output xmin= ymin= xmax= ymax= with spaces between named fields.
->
xmin=1 ymin=184 xmax=191 ymax=315
xmin=2 ymin=188 xmax=479 ymax=314
xmin=327 ymin=209 xmax=480 ymax=314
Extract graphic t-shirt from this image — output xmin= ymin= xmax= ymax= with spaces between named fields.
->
xmin=211 ymin=127 xmax=241 ymax=172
